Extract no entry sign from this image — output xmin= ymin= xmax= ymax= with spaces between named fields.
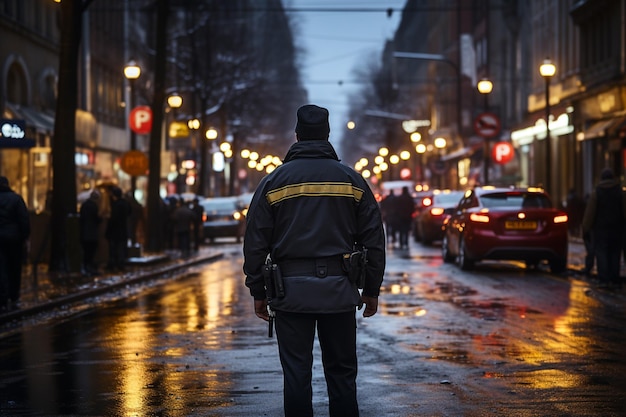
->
xmin=129 ymin=106 xmax=153 ymax=135
xmin=474 ymin=112 xmax=501 ymax=138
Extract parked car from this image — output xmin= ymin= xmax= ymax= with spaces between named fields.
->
xmin=441 ymin=187 xmax=568 ymax=273
xmin=415 ymin=190 xmax=465 ymax=245
xmin=200 ymin=197 xmax=246 ymax=243
xmin=411 ymin=190 xmax=434 ymax=242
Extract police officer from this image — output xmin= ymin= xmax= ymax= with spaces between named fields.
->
xmin=244 ymin=104 xmax=386 ymax=417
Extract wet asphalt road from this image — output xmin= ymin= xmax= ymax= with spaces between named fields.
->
xmin=1 ymin=239 xmax=626 ymax=416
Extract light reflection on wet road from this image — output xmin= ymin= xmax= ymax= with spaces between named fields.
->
xmin=1 ymin=241 xmax=626 ymax=416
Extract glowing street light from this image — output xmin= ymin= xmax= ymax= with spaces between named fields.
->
xmin=410 ymin=132 xmax=422 ymax=143
xmin=477 ymin=77 xmax=493 ymax=184
xmin=167 ymin=93 xmax=182 ymax=109
xmin=205 ymin=127 xmax=218 ymax=140
xmin=539 ymin=58 xmax=556 ymax=193
xmin=434 ymin=137 xmax=447 ymax=149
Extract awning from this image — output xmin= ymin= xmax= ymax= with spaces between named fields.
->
xmin=4 ymin=102 xmax=55 ymax=134
xmin=581 ymin=116 xmax=626 ymax=140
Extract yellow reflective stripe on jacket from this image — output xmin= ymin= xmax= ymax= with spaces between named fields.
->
xmin=266 ymin=182 xmax=364 ymax=205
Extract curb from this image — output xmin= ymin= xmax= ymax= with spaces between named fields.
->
xmin=0 ymin=252 xmax=224 ymax=324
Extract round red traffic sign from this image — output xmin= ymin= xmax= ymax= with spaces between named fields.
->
xmin=491 ymin=141 xmax=515 ymax=165
xmin=473 ymin=112 xmax=501 ymax=138
xmin=129 ymin=106 xmax=153 ymax=135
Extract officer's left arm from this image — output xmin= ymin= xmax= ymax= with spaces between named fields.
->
xmin=354 ymin=179 xmax=386 ymax=298
xmin=243 ymin=187 xmax=274 ymax=300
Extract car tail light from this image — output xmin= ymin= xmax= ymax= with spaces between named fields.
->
xmin=422 ymin=197 xmax=433 ymax=207
xmin=470 ymin=213 xmax=490 ymax=223
xmin=233 ymin=211 xmax=242 ymax=220
xmin=202 ymin=213 xmax=207 ymax=222
xmin=553 ymin=214 xmax=568 ymax=224
xmin=431 ymin=207 xmax=445 ymax=216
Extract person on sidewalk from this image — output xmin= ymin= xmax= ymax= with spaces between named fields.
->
xmin=244 ymin=105 xmax=386 ymax=417
xmin=105 ymin=186 xmax=131 ymax=272
xmin=394 ymin=186 xmax=415 ymax=249
xmin=582 ymin=168 xmax=625 ymax=290
xmin=79 ymin=190 xmax=102 ymax=275
xmin=0 ymin=176 xmax=30 ymax=311
xmin=190 ymin=197 xmax=204 ymax=252
xmin=171 ymin=198 xmax=195 ymax=258
xmin=380 ymin=190 xmax=398 ymax=246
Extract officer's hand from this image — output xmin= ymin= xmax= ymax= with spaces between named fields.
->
xmin=254 ymin=299 xmax=270 ymax=321
xmin=360 ymin=296 xmax=378 ymax=317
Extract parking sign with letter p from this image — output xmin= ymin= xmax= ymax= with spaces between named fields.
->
xmin=129 ymin=106 xmax=153 ymax=134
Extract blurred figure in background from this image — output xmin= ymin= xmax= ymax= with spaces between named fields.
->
xmin=395 ymin=186 xmax=415 ymax=249
xmin=566 ymin=188 xmax=584 ymax=238
xmin=379 ymin=190 xmax=397 ymax=246
xmin=191 ymin=197 xmax=204 ymax=252
xmin=582 ymin=168 xmax=625 ymax=290
xmin=124 ymin=190 xmax=144 ymax=246
xmin=0 ymin=176 xmax=30 ymax=311
xmin=171 ymin=198 xmax=195 ymax=258
xmin=79 ymin=190 xmax=102 ymax=275
xmin=106 ymin=187 xmax=131 ymax=272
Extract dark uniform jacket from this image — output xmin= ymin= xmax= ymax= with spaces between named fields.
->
xmin=243 ymin=140 xmax=385 ymax=313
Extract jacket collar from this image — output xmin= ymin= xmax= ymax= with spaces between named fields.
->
xmin=283 ymin=140 xmax=340 ymax=163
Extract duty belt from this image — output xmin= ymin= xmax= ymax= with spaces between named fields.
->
xmin=279 ymin=256 xmax=346 ymax=278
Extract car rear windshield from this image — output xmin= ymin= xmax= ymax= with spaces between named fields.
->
xmin=435 ymin=192 xmax=464 ymax=205
xmin=480 ymin=192 xmax=551 ymax=209
xmin=202 ymin=200 xmax=238 ymax=212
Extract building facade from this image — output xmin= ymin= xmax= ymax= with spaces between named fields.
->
xmin=382 ymin=0 xmax=625 ymax=209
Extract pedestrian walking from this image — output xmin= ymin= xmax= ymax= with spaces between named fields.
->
xmin=243 ymin=104 xmax=386 ymax=417
xmin=124 ymin=190 xmax=144 ymax=246
xmin=79 ymin=190 xmax=102 ymax=275
xmin=566 ymin=188 xmax=584 ymax=238
xmin=0 ymin=176 xmax=30 ymax=311
xmin=395 ymin=186 xmax=415 ymax=249
xmin=582 ymin=168 xmax=625 ymax=290
xmin=379 ymin=190 xmax=398 ymax=246
xmin=171 ymin=198 xmax=195 ymax=258
xmin=105 ymin=186 xmax=131 ymax=272
xmin=191 ymin=197 xmax=204 ymax=251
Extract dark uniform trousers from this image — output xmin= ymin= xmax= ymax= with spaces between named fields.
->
xmin=275 ymin=310 xmax=359 ymax=417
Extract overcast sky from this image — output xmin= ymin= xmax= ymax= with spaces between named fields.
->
xmin=286 ymin=0 xmax=406 ymax=146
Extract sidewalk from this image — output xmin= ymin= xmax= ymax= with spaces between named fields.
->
xmin=0 ymin=246 xmax=224 ymax=324
xmin=0 ymin=238 xmax=612 ymax=325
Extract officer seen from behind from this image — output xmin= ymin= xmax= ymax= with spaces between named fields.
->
xmin=243 ymin=104 xmax=386 ymax=417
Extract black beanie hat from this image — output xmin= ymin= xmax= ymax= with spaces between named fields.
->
xmin=295 ymin=104 xmax=330 ymax=140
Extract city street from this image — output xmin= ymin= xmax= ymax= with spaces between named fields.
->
xmin=1 ymin=240 xmax=625 ymax=416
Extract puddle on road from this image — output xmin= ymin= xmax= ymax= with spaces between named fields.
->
xmin=484 ymin=368 xmax=587 ymax=389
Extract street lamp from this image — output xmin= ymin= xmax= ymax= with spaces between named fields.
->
xmin=477 ymin=78 xmax=493 ymax=184
xmin=167 ymin=93 xmax=183 ymax=109
xmin=166 ymin=93 xmax=183 ymax=192
xmin=123 ymin=60 xmax=141 ymax=194
xmin=539 ymin=58 xmax=556 ymax=193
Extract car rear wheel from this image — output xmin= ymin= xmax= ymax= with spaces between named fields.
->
xmin=456 ymin=237 xmax=475 ymax=270
xmin=549 ymin=257 xmax=567 ymax=274
xmin=441 ymin=235 xmax=454 ymax=263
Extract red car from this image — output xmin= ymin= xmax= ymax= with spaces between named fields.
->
xmin=441 ymin=187 xmax=568 ymax=273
